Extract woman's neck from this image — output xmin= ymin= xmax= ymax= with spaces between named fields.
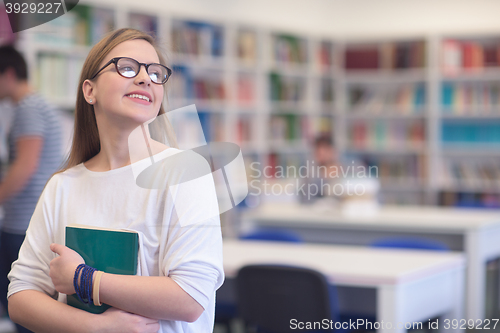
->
xmin=85 ymin=116 xmax=140 ymax=171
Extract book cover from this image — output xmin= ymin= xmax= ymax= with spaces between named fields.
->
xmin=65 ymin=224 xmax=139 ymax=314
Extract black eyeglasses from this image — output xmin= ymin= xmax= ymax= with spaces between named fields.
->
xmin=90 ymin=57 xmax=172 ymax=85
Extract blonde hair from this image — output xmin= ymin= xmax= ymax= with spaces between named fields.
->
xmin=59 ymin=28 xmax=177 ymax=173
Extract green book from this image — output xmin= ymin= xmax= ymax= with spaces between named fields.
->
xmin=65 ymin=224 xmax=139 ymax=314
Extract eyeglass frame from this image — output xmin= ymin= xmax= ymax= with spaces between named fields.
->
xmin=89 ymin=57 xmax=172 ymax=85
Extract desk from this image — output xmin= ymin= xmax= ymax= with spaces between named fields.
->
xmin=223 ymin=240 xmax=465 ymax=333
xmin=241 ymin=203 xmax=500 ymax=321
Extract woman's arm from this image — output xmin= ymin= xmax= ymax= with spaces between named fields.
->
xmin=99 ymin=273 xmax=204 ymax=322
xmin=8 ymin=290 xmax=160 ymax=333
xmin=50 ymin=243 xmax=204 ymax=322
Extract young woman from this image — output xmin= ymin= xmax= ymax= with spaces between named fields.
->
xmin=7 ymin=28 xmax=224 ymax=333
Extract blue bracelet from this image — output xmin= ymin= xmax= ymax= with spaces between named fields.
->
xmin=73 ymin=264 xmax=85 ymax=303
xmin=73 ymin=264 xmax=97 ymax=304
xmin=82 ymin=265 xmax=95 ymax=304
xmin=85 ymin=266 xmax=96 ymax=303
xmin=81 ymin=266 xmax=89 ymax=303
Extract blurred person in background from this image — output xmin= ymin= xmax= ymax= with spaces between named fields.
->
xmin=0 ymin=100 xmax=14 ymax=318
xmin=300 ymin=134 xmax=379 ymax=210
xmin=0 ymin=45 xmax=62 ymax=333
xmin=300 ymin=134 xmax=342 ymax=204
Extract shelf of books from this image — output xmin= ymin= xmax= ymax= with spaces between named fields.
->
xmin=341 ymin=39 xmax=429 ymax=205
xmin=8 ymin=2 xmax=500 ymax=207
xmin=438 ymin=35 xmax=500 ymax=207
xmin=11 ymin=4 xmax=115 ymax=111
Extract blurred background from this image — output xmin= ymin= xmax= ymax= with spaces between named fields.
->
xmin=4 ymin=0 xmax=500 ymax=210
xmin=3 ymin=0 xmax=500 ymax=331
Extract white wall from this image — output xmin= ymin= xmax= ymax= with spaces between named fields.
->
xmin=83 ymin=0 xmax=500 ymax=39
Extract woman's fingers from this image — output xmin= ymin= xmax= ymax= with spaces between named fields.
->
xmin=146 ymin=322 xmax=160 ymax=333
xmin=101 ymin=307 xmax=160 ymax=333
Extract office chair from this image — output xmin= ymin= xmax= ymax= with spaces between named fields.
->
xmin=236 ymin=264 xmax=340 ymax=333
xmin=216 ymin=229 xmax=303 ymax=333
xmin=370 ymin=236 xmax=449 ymax=251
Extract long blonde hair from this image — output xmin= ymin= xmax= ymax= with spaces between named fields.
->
xmin=60 ymin=28 xmax=177 ymax=173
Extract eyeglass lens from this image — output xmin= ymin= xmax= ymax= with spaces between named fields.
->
xmin=116 ymin=58 xmax=168 ymax=84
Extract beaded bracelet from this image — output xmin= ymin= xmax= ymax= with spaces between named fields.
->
xmin=73 ymin=264 xmax=86 ymax=303
xmin=73 ymin=264 xmax=97 ymax=304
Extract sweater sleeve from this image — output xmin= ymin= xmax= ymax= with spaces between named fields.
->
xmin=7 ymin=176 xmax=60 ymax=299
xmin=159 ymin=152 xmax=225 ymax=310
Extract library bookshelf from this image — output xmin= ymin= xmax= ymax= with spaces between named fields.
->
xmin=3 ymin=3 xmax=500 ymax=207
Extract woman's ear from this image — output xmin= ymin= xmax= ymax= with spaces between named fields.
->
xmin=82 ymin=79 xmax=95 ymax=104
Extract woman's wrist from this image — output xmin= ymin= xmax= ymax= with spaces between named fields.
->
xmin=87 ymin=313 xmax=107 ymax=333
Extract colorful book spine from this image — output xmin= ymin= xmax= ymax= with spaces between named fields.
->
xmin=345 ymin=41 xmax=426 ymax=70
xmin=269 ymin=73 xmax=305 ymax=102
xmin=441 ymin=83 xmax=500 ymax=114
xmin=348 ymin=84 xmax=426 ymax=114
xmin=171 ymin=21 xmax=224 ymax=58
xmin=273 ymin=34 xmax=307 ymax=64
xmin=442 ymin=38 xmax=500 ymax=73
xmin=349 ymin=119 xmax=425 ymax=149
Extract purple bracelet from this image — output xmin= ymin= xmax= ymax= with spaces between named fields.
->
xmin=73 ymin=264 xmax=85 ymax=303
xmin=73 ymin=264 xmax=96 ymax=304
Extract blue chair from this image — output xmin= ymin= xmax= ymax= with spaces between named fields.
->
xmin=370 ymin=236 xmax=449 ymax=251
xmin=239 ymin=228 xmax=303 ymax=243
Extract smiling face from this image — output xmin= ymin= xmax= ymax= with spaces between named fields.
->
xmin=83 ymin=39 xmax=164 ymax=128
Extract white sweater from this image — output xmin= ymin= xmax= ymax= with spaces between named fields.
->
xmin=8 ymin=148 xmax=224 ymax=333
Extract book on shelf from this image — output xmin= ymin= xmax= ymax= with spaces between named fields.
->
xmin=320 ymin=78 xmax=334 ymax=103
xmin=349 ymin=119 xmax=425 ymax=150
xmin=90 ymin=8 xmax=115 ymax=44
xmin=65 ymin=224 xmax=139 ymax=314
xmin=440 ymin=191 xmax=500 ymax=208
xmin=272 ymin=34 xmax=307 ymax=64
xmin=441 ymin=121 xmax=500 ymax=144
xmin=310 ymin=116 xmax=333 ymax=136
xmin=169 ymin=65 xmax=226 ymax=101
xmin=237 ymin=30 xmax=257 ymax=65
xmin=237 ymin=75 xmax=255 ymax=105
xmin=72 ymin=5 xmax=92 ymax=46
xmin=171 ymin=20 xmax=224 ymax=58
xmin=129 ymin=13 xmax=158 ymax=39
xmin=236 ymin=115 xmax=253 ymax=143
xmin=28 ymin=4 xmax=113 ymax=47
xmin=344 ymin=46 xmax=379 ymax=70
xmin=345 ymin=41 xmax=425 ymax=71
xmin=269 ymin=114 xmax=309 ymax=142
xmin=198 ymin=112 xmax=224 ymax=142
xmin=36 ymin=53 xmax=85 ymax=105
xmin=442 ymin=82 xmax=500 ymax=115
xmin=348 ymin=84 xmax=426 ymax=115
xmin=318 ymin=41 xmax=334 ymax=71
xmin=442 ymin=38 xmax=500 ymax=74
xmin=441 ymin=158 xmax=500 ymax=191
xmin=394 ymin=41 xmax=426 ymax=69
xmin=269 ymin=73 xmax=305 ymax=102
xmin=192 ymin=78 xmax=225 ymax=101
xmin=362 ymin=155 xmax=423 ymax=185
xmin=265 ymin=152 xmax=304 ymax=179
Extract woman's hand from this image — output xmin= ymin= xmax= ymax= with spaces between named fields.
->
xmin=49 ymin=243 xmax=84 ymax=295
xmin=98 ymin=307 xmax=160 ymax=333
